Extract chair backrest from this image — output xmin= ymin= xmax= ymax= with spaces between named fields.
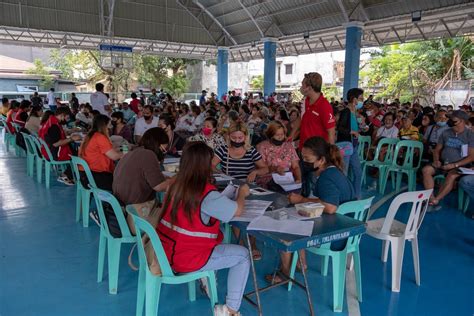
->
xmin=391 ymin=140 xmax=424 ymax=170
xmin=92 ymin=188 xmax=133 ymax=239
xmin=12 ymin=122 xmax=22 ymax=133
xmin=37 ymin=137 xmax=56 ymax=162
xmin=337 ymin=197 xmax=375 ymax=250
xmin=357 ymin=136 xmax=371 ymax=162
xmin=21 ymin=133 xmax=35 ymax=155
xmin=29 ymin=135 xmax=44 ymax=158
xmin=373 ymin=138 xmax=399 ymax=163
xmin=380 ymin=189 xmax=432 ymax=238
xmin=70 ymin=156 xmax=97 ymax=189
xmin=126 ymin=205 xmax=174 ymax=277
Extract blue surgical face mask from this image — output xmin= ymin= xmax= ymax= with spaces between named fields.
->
xmin=356 ymin=101 xmax=363 ymax=110
xmin=436 ymin=121 xmax=447 ymax=127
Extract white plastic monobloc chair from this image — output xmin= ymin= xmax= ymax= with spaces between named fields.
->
xmin=366 ymin=189 xmax=432 ymax=292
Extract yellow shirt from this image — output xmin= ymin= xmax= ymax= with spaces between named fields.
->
xmin=0 ymin=105 xmax=9 ymax=116
xmin=399 ymin=125 xmax=419 ymax=141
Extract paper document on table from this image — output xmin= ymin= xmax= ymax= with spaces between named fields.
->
xmin=232 ymin=200 xmax=272 ymax=222
xmin=163 ymin=157 xmax=180 ymax=164
xmin=269 ymin=207 xmax=308 ymax=221
xmin=250 ymin=187 xmax=274 ymax=195
xmin=272 ymin=172 xmax=302 ymax=192
xmin=459 ymin=167 xmax=474 ymax=175
xmin=213 ymin=173 xmax=234 ymax=182
xmin=247 ymin=216 xmax=314 ymax=236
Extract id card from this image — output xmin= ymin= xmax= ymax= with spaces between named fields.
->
xmin=461 ymin=144 xmax=468 ymax=158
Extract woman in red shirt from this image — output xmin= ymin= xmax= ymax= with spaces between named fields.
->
xmin=79 ymin=114 xmax=123 ymax=191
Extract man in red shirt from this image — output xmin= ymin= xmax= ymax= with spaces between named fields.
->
xmin=299 ymin=72 xmax=336 ymax=149
xmin=129 ymin=92 xmax=141 ymax=114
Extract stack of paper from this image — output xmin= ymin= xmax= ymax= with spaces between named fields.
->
xmin=272 ymin=172 xmax=302 ymax=192
xmin=163 ymin=157 xmax=180 ymax=164
xmin=247 ymin=216 xmax=314 ymax=236
xmin=459 ymin=167 xmax=474 ymax=175
xmin=232 ymin=200 xmax=273 ymax=222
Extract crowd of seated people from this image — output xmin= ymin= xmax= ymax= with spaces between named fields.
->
xmin=1 ymin=72 xmax=473 ymax=316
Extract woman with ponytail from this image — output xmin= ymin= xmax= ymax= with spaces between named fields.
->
xmin=79 ymin=114 xmax=123 ymax=191
xmin=267 ymin=136 xmax=355 ymax=282
xmin=288 ymin=136 xmax=354 ymax=214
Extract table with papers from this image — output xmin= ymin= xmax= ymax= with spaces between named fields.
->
xmin=215 ymin=178 xmax=365 ymax=316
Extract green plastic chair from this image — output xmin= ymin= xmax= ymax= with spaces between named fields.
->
xmin=357 ymin=136 xmax=371 ymax=166
xmin=29 ymin=135 xmax=45 ymax=183
xmin=70 ymin=156 xmax=98 ymax=227
xmin=362 ymin=138 xmax=399 ymax=192
xmin=288 ymin=197 xmax=374 ymax=312
xmin=380 ymin=140 xmax=424 ymax=194
xmin=92 ymin=188 xmax=135 ymax=294
xmin=21 ymin=133 xmax=36 ymax=177
xmin=3 ymin=123 xmax=17 ymax=154
xmin=126 ymin=205 xmax=218 ymax=316
xmin=37 ymin=137 xmax=71 ymax=188
xmin=11 ymin=123 xmax=25 ymax=157
xmin=434 ymin=174 xmax=470 ymax=213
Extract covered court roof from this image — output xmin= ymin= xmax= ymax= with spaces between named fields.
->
xmin=0 ymin=0 xmax=473 ymax=61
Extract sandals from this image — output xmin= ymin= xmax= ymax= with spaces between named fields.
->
xmin=429 ymin=198 xmax=439 ymax=206
xmin=264 ymin=273 xmax=284 ymax=284
xmin=252 ymin=249 xmax=262 ymax=261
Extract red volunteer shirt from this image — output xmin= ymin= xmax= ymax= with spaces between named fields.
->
xmin=130 ymin=98 xmax=141 ymax=114
xmin=299 ymin=93 xmax=335 ymax=149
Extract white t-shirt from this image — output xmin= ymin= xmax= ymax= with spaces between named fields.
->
xmin=90 ymin=91 xmax=109 ymax=115
xmin=47 ymin=91 xmax=55 ymax=105
xmin=176 ymin=113 xmax=194 ymax=132
xmin=376 ymin=125 xmax=399 ymax=139
xmin=134 ymin=116 xmax=159 ymax=136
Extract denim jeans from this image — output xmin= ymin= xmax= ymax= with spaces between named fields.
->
xmin=199 ymin=244 xmax=250 ymax=311
xmin=343 ymin=145 xmax=362 ymax=199
xmin=459 ymin=175 xmax=474 ymax=200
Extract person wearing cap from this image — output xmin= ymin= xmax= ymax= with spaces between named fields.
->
xmin=422 ymin=110 xmax=474 ymax=206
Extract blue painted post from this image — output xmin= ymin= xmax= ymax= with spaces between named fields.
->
xmin=217 ymin=47 xmax=229 ymax=101
xmin=263 ymin=38 xmax=277 ymax=98
xmin=343 ymin=22 xmax=364 ymax=101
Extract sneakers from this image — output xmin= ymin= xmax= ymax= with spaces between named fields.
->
xmin=213 ymin=305 xmax=241 ymax=316
xmin=57 ymin=176 xmax=74 ymax=186
xmin=89 ymin=211 xmax=101 ymax=227
xmin=199 ymin=278 xmax=210 ymax=298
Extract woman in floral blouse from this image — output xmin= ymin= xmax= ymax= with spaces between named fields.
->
xmin=188 ymin=117 xmax=226 ymax=149
xmin=256 ymin=121 xmax=301 ymax=189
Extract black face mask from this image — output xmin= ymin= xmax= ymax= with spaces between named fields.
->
xmin=271 ymin=138 xmax=284 ymax=146
xmin=230 ymin=141 xmax=245 ymax=148
xmin=111 ymin=121 xmax=117 ymax=127
xmin=447 ymin=119 xmax=455 ymax=127
xmin=143 ymin=115 xmax=152 ymax=121
xmin=302 ymin=161 xmax=316 ymax=171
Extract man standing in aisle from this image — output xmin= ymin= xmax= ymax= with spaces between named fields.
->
xmin=47 ymin=88 xmax=56 ymax=112
xmin=298 ymin=72 xmax=336 ymax=149
xmin=90 ymin=83 xmax=110 ymax=115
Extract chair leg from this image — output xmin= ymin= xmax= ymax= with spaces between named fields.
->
xmin=353 ymin=249 xmax=363 ymax=302
xmin=378 ymin=167 xmax=388 ymax=194
xmin=223 ymin=223 xmax=231 ymax=243
xmin=97 ymin=233 xmax=107 ymax=282
xmin=188 ymin=280 xmax=196 ymax=302
xmin=361 ymin=164 xmax=367 ymax=186
xmin=458 ymin=188 xmax=464 ymax=211
xmin=390 ymin=238 xmax=405 ymax=292
xmin=331 ymin=252 xmax=347 ymax=312
xmin=411 ymin=237 xmax=420 ymax=286
xmin=45 ymin=163 xmax=51 ymax=188
xmin=107 ymin=239 xmax=122 ymax=295
xmin=136 ymin=267 xmax=146 ymax=316
xmin=145 ymin=279 xmax=161 ymax=316
xmin=207 ymin=272 xmax=218 ymax=308
xmin=75 ymin=187 xmax=82 ymax=223
xmin=321 ymin=255 xmax=329 ymax=276
xmin=36 ymin=159 xmax=43 ymax=183
xmin=287 ymin=251 xmax=298 ymax=291
xmin=381 ymin=240 xmax=389 ymax=263
xmin=82 ymin=191 xmax=91 ymax=228
xmin=395 ymin=172 xmax=402 ymax=192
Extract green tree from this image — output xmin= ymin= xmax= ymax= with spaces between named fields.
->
xmin=250 ymin=75 xmax=264 ymax=91
xmin=25 ymin=59 xmax=55 ymax=90
xmin=162 ymin=74 xmax=188 ymax=98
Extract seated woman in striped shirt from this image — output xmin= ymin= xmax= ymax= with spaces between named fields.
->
xmin=212 ymin=122 xmax=269 ymax=183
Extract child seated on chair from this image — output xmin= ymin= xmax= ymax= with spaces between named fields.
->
xmin=157 ymin=141 xmax=250 ymax=316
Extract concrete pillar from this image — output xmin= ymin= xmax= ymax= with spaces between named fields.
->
xmin=217 ymin=47 xmax=229 ymax=101
xmin=263 ymin=38 xmax=277 ymax=97
xmin=342 ymin=22 xmax=364 ymax=100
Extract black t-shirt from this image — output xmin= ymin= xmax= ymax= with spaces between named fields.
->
xmin=31 ymin=96 xmax=43 ymax=107
xmin=18 ymin=111 xmax=28 ymax=123
xmin=45 ymin=125 xmax=61 ymax=159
